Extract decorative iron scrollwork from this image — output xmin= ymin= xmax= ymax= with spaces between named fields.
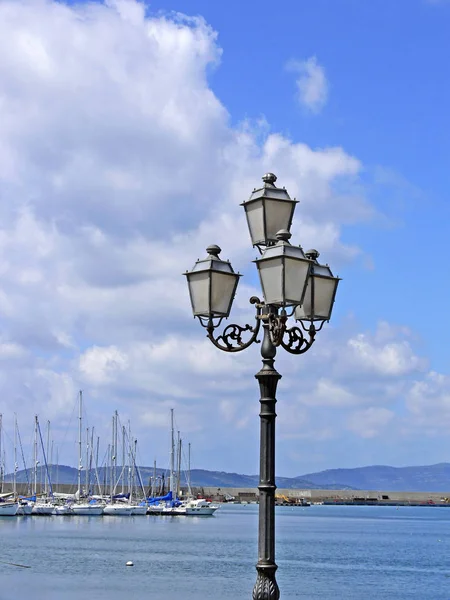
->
xmin=279 ymin=324 xmax=316 ymax=355
xmin=205 ymin=296 xmax=262 ymax=353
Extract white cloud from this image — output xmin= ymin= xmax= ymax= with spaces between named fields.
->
xmin=346 ymin=326 xmax=425 ymax=377
xmin=405 ymin=372 xmax=450 ymax=431
xmin=287 ymin=56 xmax=329 ymax=113
xmin=346 ymin=407 xmax=394 ymax=439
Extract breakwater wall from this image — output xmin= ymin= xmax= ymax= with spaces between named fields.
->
xmin=197 ymin=487 xmax=450 ymax=505
xmin=5 ymin=483 xmax=450 ymax=505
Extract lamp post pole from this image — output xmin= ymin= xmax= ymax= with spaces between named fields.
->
xmin=184 ymin=173 xmax=340 ymax=598
xmin=253 ymin=309 xmax=281 ymax=600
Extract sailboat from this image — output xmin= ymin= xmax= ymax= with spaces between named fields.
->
xmin=127 ymin=433 xmax=147 ymax=515
xmin=70 ymin=392 xmax=103 ymax=516
xmin=103 ymin=413 xmax=133 ymax=516
xmin=13 ymin=416 xmax=33 ymax=515
xmin=0 ymin=498 xmax=19 ymax=516
xmin=31 ymin=416 xmax=54 ymax=515
xmin=0 ymin=414 xmax=19 ymax=516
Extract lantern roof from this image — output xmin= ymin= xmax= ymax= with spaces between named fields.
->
xmin=255 ymin=230 xmax=309 ymax=263
xmin=188 ymin=245 xmax=237 ymax=275
xmin=305 ymin=249 xmax=335 ymax=279
xmin=242 ymin=173 xmax=297 ymax=207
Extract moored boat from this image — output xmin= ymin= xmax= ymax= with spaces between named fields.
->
xmin=17 ymin=502 xmax=33 ymax=516
xmin=103 ymin=503 xmax=132 ymax=516
xmin=0 ymin=502 xmax=19 ymax=516
xmin=32 ymin=502 xmax=55 ymax=516
xmin=71 ymin=502 xmax=104 ymax=516
xmin=53 ymin=504 xmax=72 ymax=515
xmin=129 ymin=504 xmax=147 ymax=515
xmin=184 ymin=498 xmax=219 ymax=516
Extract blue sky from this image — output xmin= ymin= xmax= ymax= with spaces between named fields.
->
xmin=0 ymin=0 xmax=449 ymax=479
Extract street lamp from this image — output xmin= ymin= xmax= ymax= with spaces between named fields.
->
xmin=184 ymin=173 xmax=340 ymax=599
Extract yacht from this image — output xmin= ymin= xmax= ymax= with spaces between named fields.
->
xmin=183 ymin=498 xmax=219 ymax=516
xmin=71 ymin=501 xmax=104 ymax=516
xmin=0 ymin=501 xmax=19 ymax=516
xmin=129 ymin=504 xmax=148 ymax=515
xmin=32 ymin=501 xmax=55 ymax=516
xmin=103 ymin=503 xmax=132 ymax=516
xmin=17 ymin=501 xmax=33 ymax=516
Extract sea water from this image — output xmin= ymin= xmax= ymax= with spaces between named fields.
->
xmin=0 ymin=504 xmax=449 ymax=599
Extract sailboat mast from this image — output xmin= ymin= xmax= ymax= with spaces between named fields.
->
xmin=188 ymin=442 xmax=191 ymax=495
xmin=56 ymin=446 xmax=59 ymax=491
xmin=106 ymin=443 xmax=110 ymax=496
xmin=177 ymin=434 xmax=182 ymax=498
xmin=114 ymin=410 xmax=118 ymax=496
xmin=127 ymin=421 xmax=132 ymax=499
xmin=110 ymin=414 xmax=114 ymax=499
xmin=89 ymin=428 xmax=94 ymax=496
xmin=33 ymin=414 xmax=38 ymax=495
xmin=0 ymin=414 xmax=3 ymax=493
xmin=85 ymin=427 xmax=89 ymax=495
xmin=44 ymin=421 xmax=50 ymax=495
xmin=78 ymin=391 xmax=82 ymax=497
xmin=13 ymin=414 xmax=17 ymax=498
xmin=122 ymin=425 xmax=125 ymax=495
xmin=152 ymin=459 xmax=156 ymax=497
xmin=170 ymin=409 xmax=175 ymax=495
xmin=95 ymin=435 xmax=101 ymax=496
xmin=133 ymin=439 xmax=137 ymax=500
xmin=50 ymin=440 xmax=54 ymax=491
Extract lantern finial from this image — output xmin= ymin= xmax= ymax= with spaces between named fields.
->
xmin=305 ymin=249 xmax=320 ymax=260
xmin=206 ymin=244 xmax=221 ymax=257
xmin=262 ymin=173 xmax=277 ymax=186
xmin=275 ymin=229 xmax=292 ymax=243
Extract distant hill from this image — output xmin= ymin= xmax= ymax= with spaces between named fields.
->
xmin=4 ymin=465 xmax=353 ymax=491
xmin=7 ymin=463 xmax=450 ymax=492
xmin=299 ymin=464 xmax=450 ymax=492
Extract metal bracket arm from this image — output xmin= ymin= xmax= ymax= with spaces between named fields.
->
xmin=204 ymin=296 xmax=263 ymax=353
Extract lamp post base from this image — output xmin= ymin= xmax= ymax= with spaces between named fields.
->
xmin=252 ymin=565 xmax=280 ymax=600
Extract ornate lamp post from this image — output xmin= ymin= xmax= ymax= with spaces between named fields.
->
xmin=184 ymin=173 xmax=340 ymax=599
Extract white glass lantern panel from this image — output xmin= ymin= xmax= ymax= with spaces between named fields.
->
xmin=313 ymin=277 xmax=338 ymax=319
xmin=210 ymin=272 xmax=238 ymax=316
xmin=188 ymin=271 xmax=210 ymax=316
xmin=264 ymin=200 xmax=294 ymax=242
xmin=258 ymin=258 xmax=283 ymax=305
xmin=284 ymin=259 xmax=310 ymax=306
xmin=245 ymin=200 xmax=265 ymax=246
xmin=295 ymin=277 xmax=338 ymax=321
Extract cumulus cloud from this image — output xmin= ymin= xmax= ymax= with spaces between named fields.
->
xmin=287 ymin=56 xmax=329 ymax=113
xmin=405 ymin=372 xmax=450 ymax=432
xmin=346 ymin=407 xmax=394 ymax=439
xmin=346 ymin=331 xmax=425 ymax=377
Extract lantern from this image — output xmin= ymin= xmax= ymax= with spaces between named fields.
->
xmin=295 ymin=250 xmax=340 ymax=322
xmin=184 ymin=245 xmax=240 ymax=318
xmin=241 ymin=173 xmax=298 ymax=248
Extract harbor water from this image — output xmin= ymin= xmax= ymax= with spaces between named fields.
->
xmin=1 ymin=503 xmax=449 ymax=599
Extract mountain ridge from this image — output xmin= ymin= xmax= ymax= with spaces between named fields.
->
xmin=6 ymin=462 xmax=450 ymax=491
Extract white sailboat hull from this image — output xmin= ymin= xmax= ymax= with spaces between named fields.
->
xmin=53 ymin=505 xmax=72 ymax=515
xmin=17 ymin=503 xmax=33 ymax=515
xmin=0 ymin=502 xmax=19 ymax=516
xmin=71 ymin=504 xmax=104 ymax=516
xmin=103 ymin=504 xmax=132 ymax=516
xmin=32 ymin=503 xmax=55 ymax=515
xmin=130 ymin=505 xmax=147 ymax=515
